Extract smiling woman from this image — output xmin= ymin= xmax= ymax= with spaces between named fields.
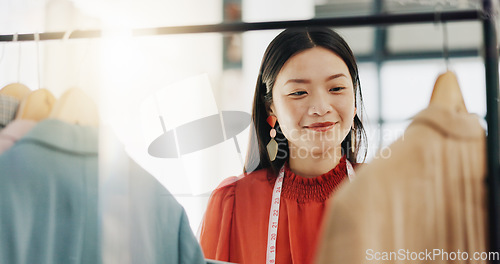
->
xmin=252 ymin=27 xmax=367 ymax=175
xmin=270 ymin=46 xmax=357 ymax=178
xmin=199 ymin=27 xmax=367 ymax=264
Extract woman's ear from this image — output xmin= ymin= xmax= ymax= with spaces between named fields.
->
xmin=267 ymin=103 xmax=276 ymax=117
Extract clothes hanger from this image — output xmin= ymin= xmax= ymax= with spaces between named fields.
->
xmin=48 ymin=87 xmax=99 ymax=127
xmin=15 ymin=88 xmax=56 ymax=121
xmin=429 ymin=71 xmax=468 ymax=113
xmin=10 ymin=32 xmax=54 ymax=121
xmin=0 ymin=33 xmax=32 ymax=101
xmin=429 ymin=13 xmax=468 ymax=113
xmin=35 ymin=32 xmax=42 ymax=90
xmin=0 ymin=83 xmax=31 ymax=100
xmin=47 ymin=32 xmax=99 ymax=127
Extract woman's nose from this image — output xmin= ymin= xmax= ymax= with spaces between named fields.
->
xmin=308 ymin=94 xmax=333 ymax=116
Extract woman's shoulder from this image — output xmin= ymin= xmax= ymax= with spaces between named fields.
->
xmin=211 ymin=167 xmax=272 ymax=197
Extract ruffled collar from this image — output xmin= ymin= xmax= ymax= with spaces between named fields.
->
xmin=275 ymin=156 xmax=349 ymax=203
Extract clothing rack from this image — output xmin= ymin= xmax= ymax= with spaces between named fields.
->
xmin=0 ymin=10 xmax=486 ymax=41
xmin=1 ymin=0 xmax=498 ymax=261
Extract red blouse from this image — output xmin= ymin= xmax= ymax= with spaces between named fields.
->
xmin=199 ymin=156 xmax=350 ymax=264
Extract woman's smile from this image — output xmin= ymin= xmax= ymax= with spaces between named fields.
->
xmin=304 ymin=121 xmax=336 ymax=132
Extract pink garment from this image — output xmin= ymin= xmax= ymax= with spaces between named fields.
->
xmin=0 ymin=119 xmax=37 ymax=155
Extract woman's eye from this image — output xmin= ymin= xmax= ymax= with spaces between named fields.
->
xmin=330 ymin=87 xmax=345 ymax=92
xmin=289 ymin=91 xmax=307 ymax=96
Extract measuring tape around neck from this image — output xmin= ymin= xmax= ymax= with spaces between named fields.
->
xmin=265 ymin=160 xmax=355 ymax=264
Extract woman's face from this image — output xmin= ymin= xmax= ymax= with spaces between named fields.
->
xmin=270 ymin=47 xmax=356 ymax=157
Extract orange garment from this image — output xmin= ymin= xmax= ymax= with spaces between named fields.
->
xmin=200 ymin=156 xmax=349 ymax=264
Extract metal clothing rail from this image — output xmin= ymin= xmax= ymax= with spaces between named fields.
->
xmin=0 ymin=10 xmax=485 ymax=41
xmin=483 ymin=1 xmax=500 ymax=263
xmin=0 ymin=1 xmax=498 ymax=262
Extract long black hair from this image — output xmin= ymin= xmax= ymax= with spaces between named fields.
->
xmin=244 ymin=27 xmax=367 ymax=174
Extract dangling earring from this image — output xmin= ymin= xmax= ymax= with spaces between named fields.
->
xmin=351 ymin=125 xmax=355 ymax=151
xmin=266 ymin=116 xmax=278 ymax=161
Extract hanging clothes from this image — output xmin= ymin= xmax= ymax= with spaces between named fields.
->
xmin=0 ymin=118 xmax=206 ymax=264
xmin=0 ymin=94 xmax=19 ymax=129
xmin=0 ymin=119 xmax=36 ymax=155
xmin=315 ymin=105 xmax=487 ymax=264
xmin=200 ymin=156 xmax=350 ymax=264
xmin=123 ymin=149 xmax=206 ymax=264
xmin=0 ymin=118 xmax=100 ymax=264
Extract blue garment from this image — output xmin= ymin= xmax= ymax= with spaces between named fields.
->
xmin=100 ymin=126 xmax=206 ymax=264
xmin=125 ymin=154 xmax=206 ymax=264
xmin=0 ymin=118 xmax=206 ymax=264
xmin=0 ymin=119 xmax=99 ymax=264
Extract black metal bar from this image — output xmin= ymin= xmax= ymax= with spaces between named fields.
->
xmin=0 ymin=10 xmax=484 ymax=42
xmin=0 ymin=30 xmax=102 ymax=42
xmin=133 ymin=10 xmax=483 ymax=34
xmin=355 ymin=48 xmax=480 ymax=62
xmin=483 ymin=0 xmax=500 ymax=262
xmin=69 ymin=30 xmax=102 ymax=39
xmin=373 ymin=0 xmax=386 ymax=150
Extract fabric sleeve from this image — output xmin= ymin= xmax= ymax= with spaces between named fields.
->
xmin=178 ymin=209 xmax=206 ymax=264
xmin=314 ymin=199 xmax=362 ymax=264
xmin=198 ymin=177 xmax=237 ymax=261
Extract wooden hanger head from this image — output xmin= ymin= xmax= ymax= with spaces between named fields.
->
xmin=0 ymin=83 xmax=31 ymax=100
xmin=429 ymin=71 xmax=468 ymax=113
xmin=49 ymin=87 xmax=99 ymax=127
xmin=16 ymin=88 xmax=56 ymax=121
